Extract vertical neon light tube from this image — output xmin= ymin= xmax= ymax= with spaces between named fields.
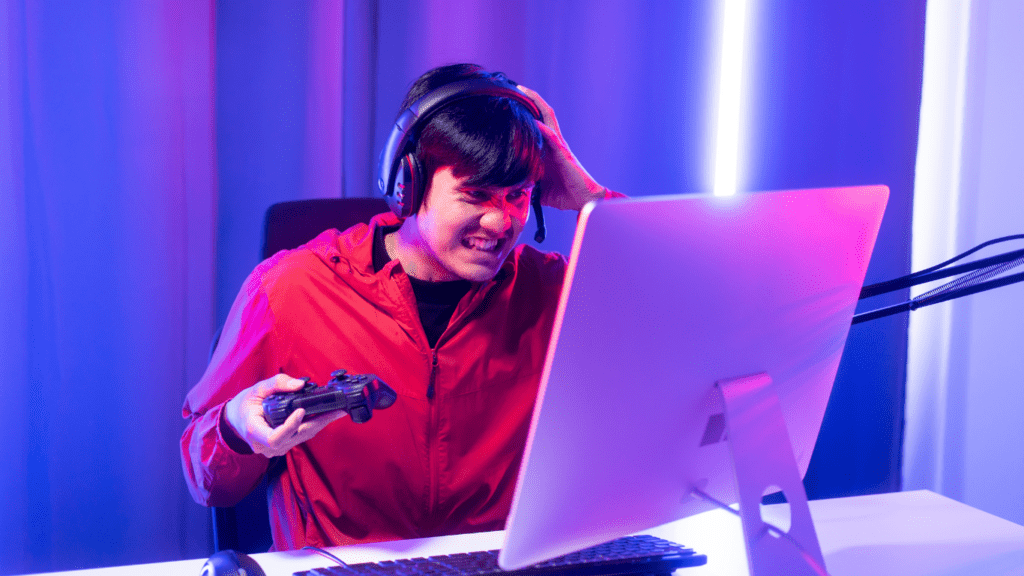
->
xmin=713 ymin=0 xmax=751 ymax=197
xmin=904 ymin=0 xmax=973 ymax=494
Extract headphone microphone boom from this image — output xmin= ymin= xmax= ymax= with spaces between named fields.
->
xmin=376 ymin=75 xmax=547 ymax=242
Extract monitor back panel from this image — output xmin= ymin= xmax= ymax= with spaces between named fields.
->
xmin=500 ymin=186 xmax=889 ymax=569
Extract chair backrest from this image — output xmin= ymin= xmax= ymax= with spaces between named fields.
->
xmin=211 ymin=196 xmax=389 ymax=554
xmin=261 ymin=197 xmax=389 ymax=260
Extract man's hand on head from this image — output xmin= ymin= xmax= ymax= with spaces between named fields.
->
xmin=223 ymin=373 xmax=349 ymax=457
xmin=517 ymin=85 xmax=626 ymax=212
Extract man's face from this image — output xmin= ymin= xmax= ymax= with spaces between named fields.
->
xmin=410 ymin=166 xmax=533 ymax=282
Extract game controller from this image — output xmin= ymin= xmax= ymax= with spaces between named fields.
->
xmin=262 ymin=370 xmax=397 ymax=427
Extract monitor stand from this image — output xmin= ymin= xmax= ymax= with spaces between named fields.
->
xmin=694 ymin=373 xmax=829 ymax=576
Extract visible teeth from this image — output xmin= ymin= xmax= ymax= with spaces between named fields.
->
xmin=465 ymin=237 xmax=498 ymax=251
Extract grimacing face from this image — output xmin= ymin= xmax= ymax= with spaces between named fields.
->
xmin=408 ymin=166 xmax=534 ymax=282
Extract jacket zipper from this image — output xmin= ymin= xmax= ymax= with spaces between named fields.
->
xmin=422 ymin=280 xmax=498 ymax=526
xmin=426 ymin=348 xmax=440 ymax=520
xmin=427 ymin=350 xmax=438 ymax=399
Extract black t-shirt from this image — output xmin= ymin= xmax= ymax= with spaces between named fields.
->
xmin=373 ymin=225 xmax=471 ymax=349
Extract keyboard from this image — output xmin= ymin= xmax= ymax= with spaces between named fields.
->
xmin=294 ymin=534 xmax=707 ymax=576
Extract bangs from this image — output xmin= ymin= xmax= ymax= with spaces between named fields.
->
xmin=417 ymin=96 xmax=544 ymax=190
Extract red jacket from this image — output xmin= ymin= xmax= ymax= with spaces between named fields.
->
xmin=180 ymin=212 xmax=566 ymax=550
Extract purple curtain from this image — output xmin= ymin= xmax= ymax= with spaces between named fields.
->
xmin=1 ymin=1 xmax=218 ymax=572
xmin=1 ymin=0 xmax=922 ymax=573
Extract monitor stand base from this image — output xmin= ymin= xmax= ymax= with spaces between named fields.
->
xmin=710 ymin=372 xmax=829 ymax=576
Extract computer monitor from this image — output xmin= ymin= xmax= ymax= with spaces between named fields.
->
xmin=499 ymin=186 xmax=889 ymax=572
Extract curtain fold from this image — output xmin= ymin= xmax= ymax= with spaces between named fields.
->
xmin=1 ymin=1 xmax=217 ymax=572
xmin=1 ymin=1 xmax=32 ymax=570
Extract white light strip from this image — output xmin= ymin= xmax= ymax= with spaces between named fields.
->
xmin=713 ymin=0 xmax=751 ymax=197
xmin=903 ymin=0 xmax=973 ymax=493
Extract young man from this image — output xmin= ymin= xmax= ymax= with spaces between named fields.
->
xmin=180 ymin=64 xmax=621 ymax=551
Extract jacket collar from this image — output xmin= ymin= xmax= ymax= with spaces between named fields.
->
xmin=308 ymin=210 xmax=517 ymax=291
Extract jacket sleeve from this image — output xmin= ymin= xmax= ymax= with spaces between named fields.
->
xmin=180 ymin=266 xmax=282 ymax=507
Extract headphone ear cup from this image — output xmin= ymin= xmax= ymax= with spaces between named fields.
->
xmin=398 ymin=153 xmax=425 ymax=218
xmin=388 ymin=153 xmax=415 ymax=218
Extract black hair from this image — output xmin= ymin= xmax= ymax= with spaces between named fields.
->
xmin=399 ymin=64 xmax=544 ymax=195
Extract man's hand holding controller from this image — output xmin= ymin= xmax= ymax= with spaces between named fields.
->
xmin=223 ymin=374 xmax=347 ymax=457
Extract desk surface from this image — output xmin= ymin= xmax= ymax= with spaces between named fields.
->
xmin=26 ymin=490 xmax=1024 ymax=576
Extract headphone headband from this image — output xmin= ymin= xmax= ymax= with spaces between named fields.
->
xmin=377 ymin=75 xmax=544 ymax=229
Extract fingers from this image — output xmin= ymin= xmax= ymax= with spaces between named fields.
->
xmin=261 ymin=407 xmax=306 ymax=449
xmin=254 ymin=408 xmax=320 ymax=457
xmin=255 ymin=373 xmax=307 ymax=398
xmin=226 ymin=373 xmax=334 ymax=458
xmin=514 ymin=85 xmax=615 ymax=212
xmin=529 ymin=116 xmax=604 ymax=212
xmin=516 ymin=85 xmax=559 ymax=131
xmin=534 ymin=121 xmax=564 ymax=151
xmin=251 ymin=407 xmax=348 ymax=458
xmin=294 ymin=408 xmax=349 ymax=437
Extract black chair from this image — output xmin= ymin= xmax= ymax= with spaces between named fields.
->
xmin=210 ymin=197 xmax=389 ymax=554
xmin=260 ymin=197 xmax=389 ymax=259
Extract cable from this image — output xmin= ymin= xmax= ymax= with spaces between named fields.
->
xmin=860 ymin=234 xmax=1024 ymax=299
xmin=302 ymin=545 xmax=349 ymax=568
xmin=690 ymin=489 xmax=831 ymax=576
xmin=909 ymin=234 xmax=1024 ymax=278
xmin=853 ymin=268 xmax=1024 ymax=324
xmin=916 ymin=254 xmax=1024 ymax=303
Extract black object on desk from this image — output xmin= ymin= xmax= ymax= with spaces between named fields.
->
xmin=202 ymin=549 xmax=267 ymax=576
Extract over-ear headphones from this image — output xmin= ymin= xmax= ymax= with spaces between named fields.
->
xmin=376 ymin=73 xmax=548 ymax=242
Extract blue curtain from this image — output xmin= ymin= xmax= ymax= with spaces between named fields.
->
xmin=0 ymin=1 xmax=218 ymax=571
xmin=1 ymin=0 xmax=923 ymax=573
xmin=745 ymin=0 xmax=926 ymax=499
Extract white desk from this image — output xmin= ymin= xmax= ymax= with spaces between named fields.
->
xmin=27 ymin=491 xmax=1024 ymax=576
